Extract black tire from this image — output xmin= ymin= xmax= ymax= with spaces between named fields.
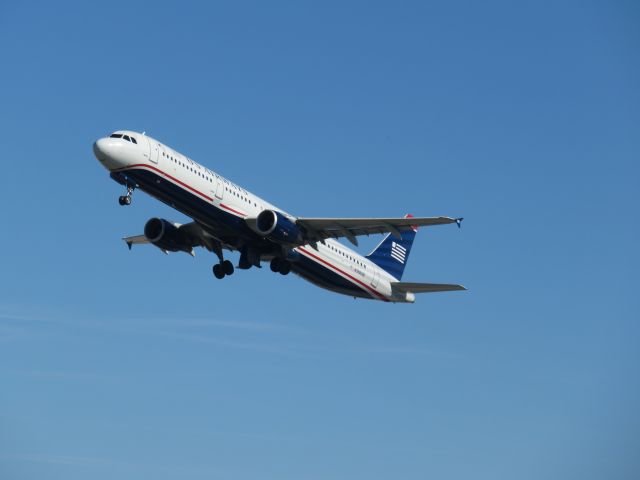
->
xmin=124 ymin=196 xmax=131 ymax=205
xmin=279 ymin=262 xmax=291 ymax=275
xmin=118 ymin=196 xmax=126 ymax=205
xmin=212 ymin=264 xmax=225 ymax=279
xmin=270 ymin=258 xmax=282 ymax=273
xmin=222 ymin=260 xmax=234 ymax=276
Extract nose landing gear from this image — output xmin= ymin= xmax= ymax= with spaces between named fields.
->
xmin=118 ymin=186 xmax=135 ymax=206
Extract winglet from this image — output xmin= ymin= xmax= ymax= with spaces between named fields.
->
xmin=126 ymin=241 xmax=133 ymax=250
xmin=404 ymin=213 xmax=418 ymax=232
xmin=455 ymin=217 xmax=463 ymax=228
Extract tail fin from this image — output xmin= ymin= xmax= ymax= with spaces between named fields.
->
xmin=365 ymin=214 xmax=418 ymax=280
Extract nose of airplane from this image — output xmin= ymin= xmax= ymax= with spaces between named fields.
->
xmin=93 ymin=138 xmax=110 ymax=161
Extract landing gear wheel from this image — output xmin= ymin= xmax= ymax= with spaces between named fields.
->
xmin=279 ymin=262 xmax=291 ymax=275
xmin=222 ymin=260 xmax=234 ymax=276
xmin=212 ymin=263 xmax=225 ymax=279
xmin=270 ymin=257 xmax=282 ymax=273
xmin=118 ymin=186 xmax=134 ymax=206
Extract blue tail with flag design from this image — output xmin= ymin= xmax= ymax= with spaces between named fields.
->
xmin=365 ymin=214 xmax=418 ymax=280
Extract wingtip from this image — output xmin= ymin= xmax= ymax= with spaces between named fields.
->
xmin=404 ymin=213 xmax=418 ymax=232
xmin=456 ymin=217 xmax=464 ymax=228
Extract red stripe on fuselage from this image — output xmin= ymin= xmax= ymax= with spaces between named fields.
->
xmin=297 ymin=247 xmax=388 ymax=302
xmin=113 ymin=164 xmax=247 ymax=217
xmin=220 ymin=203 xmax=247 ymax=217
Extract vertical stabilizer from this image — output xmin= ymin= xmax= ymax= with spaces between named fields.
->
xmin=365 ymin=214 xmax=418 ymax=280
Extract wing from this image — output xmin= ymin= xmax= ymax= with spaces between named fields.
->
xmin=122 ymin=234 xmax=149 ymax=248
xmin=123 ymin=221 xmax=224 ymax=257
xmin=391 ymin=282 xmax=467 ymax=293
xmin=296 ymin=216 xmax=462 ymax=246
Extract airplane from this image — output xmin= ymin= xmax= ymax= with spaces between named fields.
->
xmin=93 ymin=130 xmax=466 ymax=303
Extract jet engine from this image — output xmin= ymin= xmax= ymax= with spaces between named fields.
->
xmin=248 ymin=209 xmax=303 ymax=245
xmin=144 ymin=217 xmax=193 ymax=253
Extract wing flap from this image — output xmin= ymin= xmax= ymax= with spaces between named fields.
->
xmin=121 ymin=221 xmax=223 ymax=258
xmin=122 ymin=235 xmax=149 ymax=250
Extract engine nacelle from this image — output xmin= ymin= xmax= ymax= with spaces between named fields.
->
xmin=249 ymin=209 xmax=302 ymax=244
xmin=144 ymin=218 xmax=192 ymax=253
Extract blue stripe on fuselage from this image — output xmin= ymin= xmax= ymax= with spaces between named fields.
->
xmin=121 ymin=167 xmax=252 ymax=237
xmin=291 ymin=254 xmax=371 ymax=299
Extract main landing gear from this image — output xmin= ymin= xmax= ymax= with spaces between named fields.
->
xmin=212 ymin=260 xmax=235 ymax=279
xmin=118 ymin=186 xmax=134 ymax=206
xmin=270 ymin=257 xmax=291 ymax=275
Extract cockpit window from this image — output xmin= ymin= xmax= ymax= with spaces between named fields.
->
xmin=109 ymin=133 xmax=138 ymax=144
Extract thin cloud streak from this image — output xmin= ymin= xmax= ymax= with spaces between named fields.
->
xmin=132 ymin=316 xmax=307 ymax=334
xmin=0 ymin=309 xmax=304 ymax=335
xmin=149 ymin=329 xmax=312 ymax=357
xmin=0 ymin=453 xmax=122 ymax=468
xmin=0 ymin=307 xmax=458 ymax=359
xmin=0 ymin=307 xmax=313 ymax=356
xmin=0 ymin=452 xmax=225 ymax=476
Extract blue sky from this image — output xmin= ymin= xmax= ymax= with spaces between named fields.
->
xmin=0 ymin=1 xmax=638 ymax=479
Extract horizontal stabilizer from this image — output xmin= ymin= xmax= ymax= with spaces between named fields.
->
xmin=391 ymin=282 xmax=467 ymax=293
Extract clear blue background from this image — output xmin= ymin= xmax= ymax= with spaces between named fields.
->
xmin=0 ymin=1 xmax=638 ymax=479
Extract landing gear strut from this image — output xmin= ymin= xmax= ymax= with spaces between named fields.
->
xmin=212 ymin=260 xmax=235 ymax=279
xmin=270 ymin=257 xmax=291 ymax=275
xmin=118 ymin=186 xmax=134 ymax=206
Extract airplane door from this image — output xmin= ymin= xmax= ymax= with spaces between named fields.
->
xmin=147 ymin=138 xmax=159 ymax=164
xmin=370 ymin=267 xmax=379 ymax=288
xmin=214 ymin=179 xmax=224 ymax=199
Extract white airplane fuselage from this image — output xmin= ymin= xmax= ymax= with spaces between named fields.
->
xmin=94 ymin=130 xmax=418 ymax=302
